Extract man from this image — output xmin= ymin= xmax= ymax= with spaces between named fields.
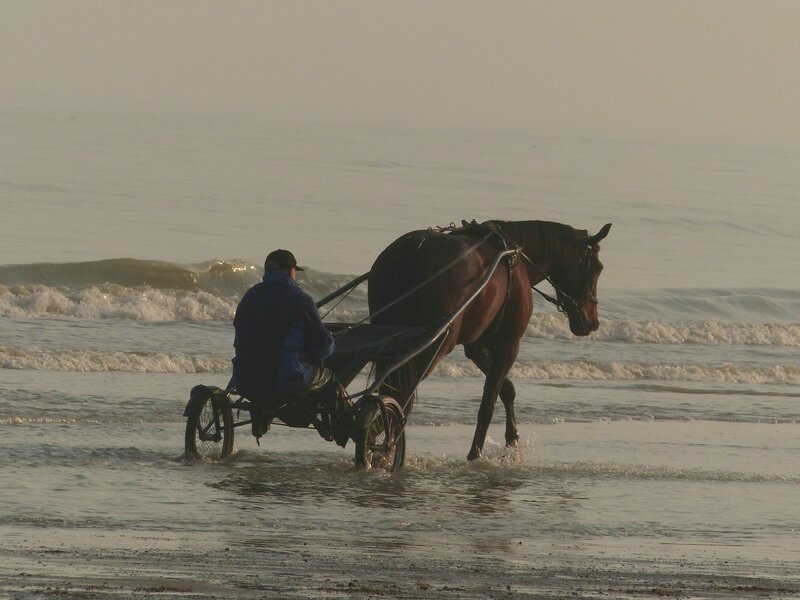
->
xmin=233 ymin=249 xmax=345 ymax=442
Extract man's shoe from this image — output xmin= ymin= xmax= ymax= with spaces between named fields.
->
xmin=251 ymin=409 xmax=272 ymax=438
xmin=332 ymin=425 xmax=350 ymax=448
xmin=313 ymin=415 xmax=334 ymax=442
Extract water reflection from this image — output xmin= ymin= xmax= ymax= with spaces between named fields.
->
xmin=210 ymin=461 xmax=414 ymax=511
xmin=207 ymin=450 xmax=585 ymax=531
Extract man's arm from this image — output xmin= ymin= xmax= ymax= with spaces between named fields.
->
xmin=299 ymin=293 xmax=334 ymax=364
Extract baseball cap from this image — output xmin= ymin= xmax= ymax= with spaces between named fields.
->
xmin=264 ymin=249 xmax=305 ymax=271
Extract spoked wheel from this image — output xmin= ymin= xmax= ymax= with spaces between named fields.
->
xmin=185 ymin=391 xmax=234 ymax=460
xmin=354 ymin=396 xmax=406 ymax=471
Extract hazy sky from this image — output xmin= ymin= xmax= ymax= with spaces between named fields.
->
xmin=2 ymin=1 xmax=800 ymax=142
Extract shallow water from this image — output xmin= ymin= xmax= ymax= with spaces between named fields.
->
xmin=2 ymin=110 xmax=800 ymax=597
xmin=3 ymin=369 xmax=800 ymax=597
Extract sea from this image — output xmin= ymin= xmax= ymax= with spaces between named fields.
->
xmin=1 ymin=109 xmax=799 ymax=598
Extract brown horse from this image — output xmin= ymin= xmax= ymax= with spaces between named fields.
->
xmin=367 ymin=220 xmax=611 ymax=460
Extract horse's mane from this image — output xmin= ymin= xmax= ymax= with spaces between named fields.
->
xmin=484 ymin=220 xmax=582 ymax=260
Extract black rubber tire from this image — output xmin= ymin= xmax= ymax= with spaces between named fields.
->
xmin=354 ymin=396 xmax=406 ymax=471
xmin=185 ymin=392 xmax=234 ymax=460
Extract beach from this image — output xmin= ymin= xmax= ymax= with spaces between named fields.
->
xmin=3 ymin=418 xmax=799 ymax=598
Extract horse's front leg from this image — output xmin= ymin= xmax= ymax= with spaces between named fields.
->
xmin=467 ymin=346 xmax=517 ymax=461
xmin=499 ymin=378 xmax=519 ymax=447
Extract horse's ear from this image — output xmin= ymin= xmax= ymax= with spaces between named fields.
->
xmin=590 ymin=223 xmax=612 ymax=245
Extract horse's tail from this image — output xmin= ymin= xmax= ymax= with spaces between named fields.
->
xmin=376 ymin=352 xmax=429 ymax=416
xmin=375 ymin=348 xmax=437 ymax=416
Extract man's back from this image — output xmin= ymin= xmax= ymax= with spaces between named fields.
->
xmin=233 ymin=271 xmax=333 ymax=399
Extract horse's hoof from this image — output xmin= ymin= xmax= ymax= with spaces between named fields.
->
xmin=467 ymin=449 xmax=482 ymax=461
xmin=505 ymin=439 xmax=519 ymax=448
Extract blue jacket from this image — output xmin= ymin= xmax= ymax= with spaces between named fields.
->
xmin=233 ymin=273 xmax=334 ymax=397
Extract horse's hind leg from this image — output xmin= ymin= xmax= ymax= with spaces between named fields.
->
xmin=500 ymin=379 xmax=519 ymax=447
xmin=465 ymin=342 xmax=518 ymax=460
xmin=465 ymin=344 xmax=519 ymax=448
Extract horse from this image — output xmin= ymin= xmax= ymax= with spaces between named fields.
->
xmin=367 ymin=220 xmax=612 ymax=460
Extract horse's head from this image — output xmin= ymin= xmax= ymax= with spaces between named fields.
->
xmin=548 ymin=223 xmax=611 ymax=336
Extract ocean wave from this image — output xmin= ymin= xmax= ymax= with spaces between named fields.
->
xmin=2 ymin=346 xmax=798 ymax=385
xmin=0 ymin=259 xmax=367 ymax=321
xmin=0 ymin=258 xmax=261 ymax=295
xmin=0 ymin=283 xmax=363 ymax=322
xmin=2 ymin=284 xmax=798 ymax=349
xmin=1 ymin=261 xmax=797 ymax=348
xmin=527 ymin=314 xmax=800 ymax=346
xmin=0 ymin=347 xmax=231 ymax=373
xmin=0 ymin=257 xmax=367 ymax=299
xmin=0 ymin=283 xmax=241 ymax=321
xmin=606 ymin=287 xmax=800 ymax=322
xmin=434 ymin=359 xmax=800 ymax=385
xmin=596 ymin=318 xmax=800 ymax=346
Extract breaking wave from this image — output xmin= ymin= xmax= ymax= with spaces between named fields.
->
xmin=2 ymin=346 xmax=798 ymax=384
xmin=0 ymin=258 xmax=367 ymax=300
xmin=0 ymin=347 xmax=231 ymax=373
xmin=433 ymin=360 xmax=800 ymax=385
xmin=1 ymin=290 xmax=798 ymax=349
xmin=0 ymin=259 xmax=366 ymax=321
xmin=0 ymin=283 xmax=240 ymax=321
xmin=529 ymin=314 xmax=800 ymax=346
xmin=1 ymin=259 xmax=797 ymax=348
xmin=0 ymin=258 xmax=260 ymax=295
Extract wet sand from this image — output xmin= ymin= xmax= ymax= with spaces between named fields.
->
xmin=3 ymin=523 xmax=800 ymax=599
xmin=3 ymin=388 xmax=799 ymax=600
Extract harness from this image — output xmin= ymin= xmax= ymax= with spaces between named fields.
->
xmin=329 ymin=220 xmax=591 ymax=342
xmin=444 ymin=219 xmax=594 ymax=318
xmin=436 ymin=221 xmax=518 ymax=336
xmin=521 ymin=243 xmax=596 ymax=316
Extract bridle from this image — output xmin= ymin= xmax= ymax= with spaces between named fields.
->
xmin=440 ymin=221 xmax=598 ymax=319
xmin=519 ymin=236 xmax=597 ymax=316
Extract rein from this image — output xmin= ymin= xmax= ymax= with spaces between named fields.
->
xmin=331 ymin=230 xmax=495 ymax=339
xmin=441 ymin=220 xmax=593 ymax=317
xmin=513 ymin=235 xmax=595 ymax=316
xmin=519 ymin=250 xmax=579 ymax=315
xmin=326 ymin=222 xmax=592 ymax=336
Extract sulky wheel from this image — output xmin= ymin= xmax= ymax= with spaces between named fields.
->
xmin=185 ymin=390 xmax=234 ymax=460
xmin=354 ymin=395 xmax=406 ymax=471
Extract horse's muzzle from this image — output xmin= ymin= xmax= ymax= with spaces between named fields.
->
xmin=568 ymin=308 xmax=599 ymax=336
xmin=569 ymin=321 xmax=597 ymax=336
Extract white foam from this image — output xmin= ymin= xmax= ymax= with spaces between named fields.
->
xmin=0 ymin=416 xmax=102 ymax=425
xmin=433 ymin=359 xmax=800 ymax=385
xmin=0 ymin=284 xmax=238 ymax=321
xmin=0 ymin=347 xmax=230 ymax=373
xmin=2 ymin=344 xmax=798 ymax=384
xmin=0 ymin=282 xmax=365 ymax=322
xmin=595 ymin=318 xmax=800 ymax=346
xmin=2 ymin=283 xmax=799 ymax=348
xmin=526 ymin=314 xmax=800 ymax=346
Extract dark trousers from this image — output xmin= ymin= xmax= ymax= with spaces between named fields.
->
xmin=248 ymin=367 xmax=343 ymax=436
